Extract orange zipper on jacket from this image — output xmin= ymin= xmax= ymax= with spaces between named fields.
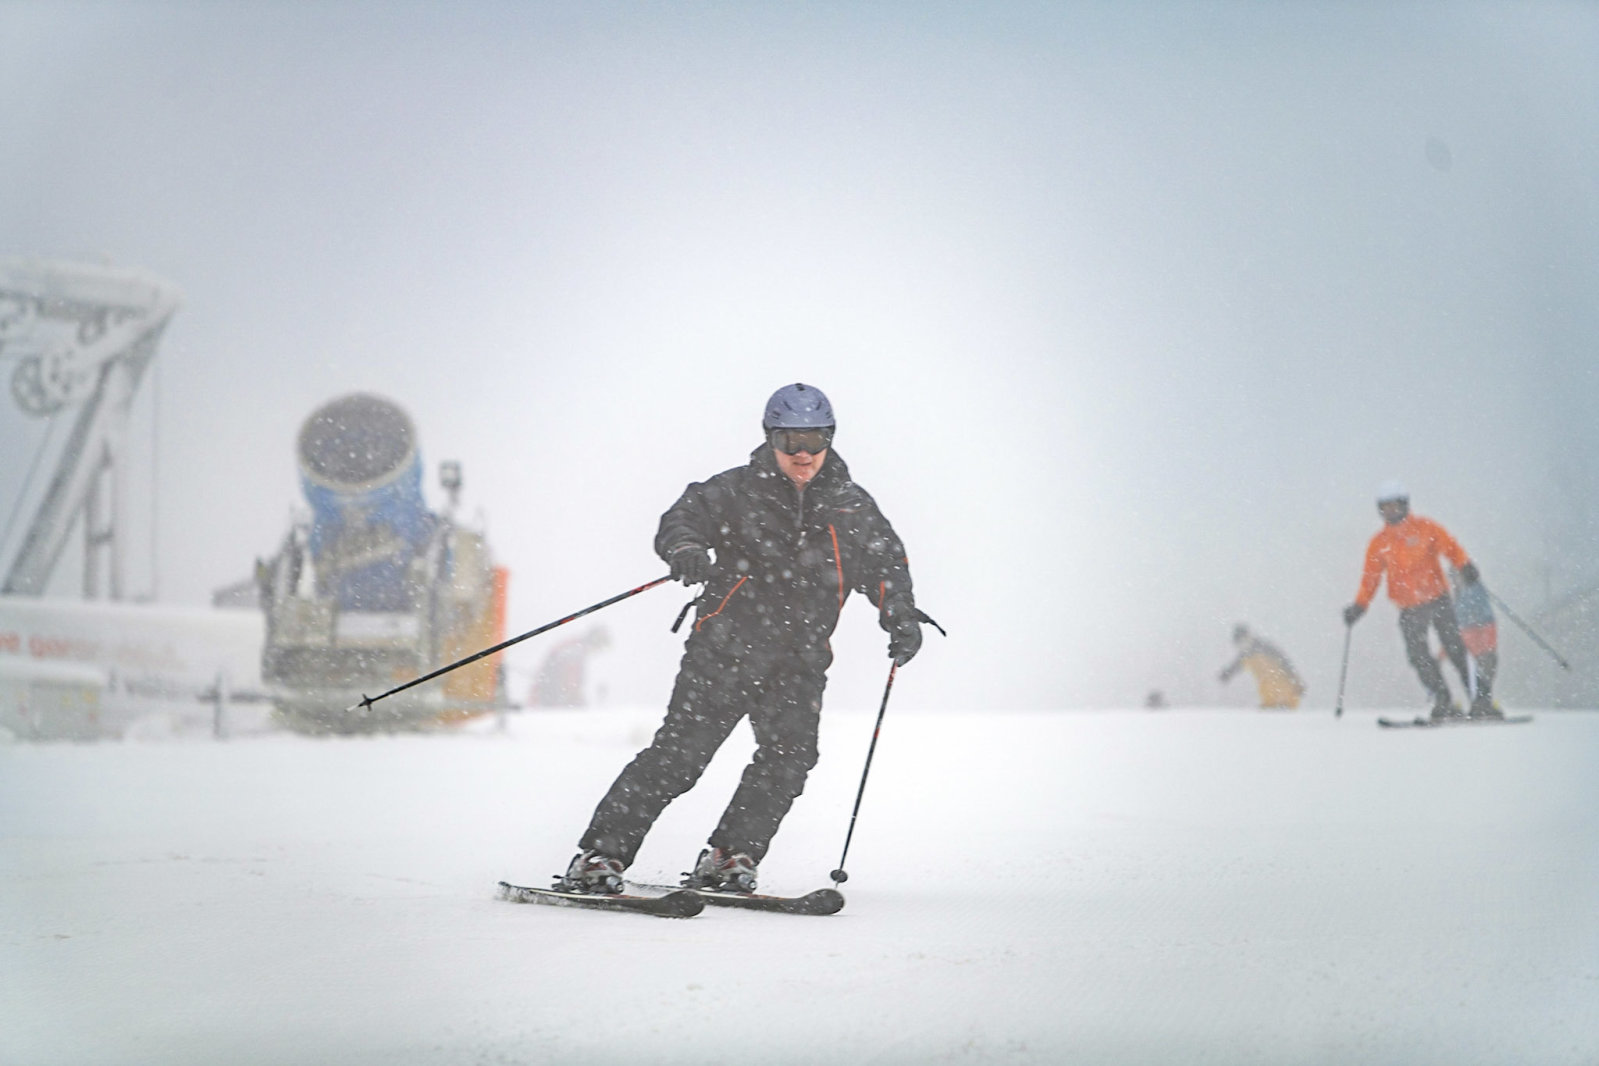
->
xmin=694 ymin=575 xmax=748 ymax=632
xmin=828 ymin=524 xmax=844 ymax=613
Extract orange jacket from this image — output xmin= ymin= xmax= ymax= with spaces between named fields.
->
xmin=1355 ymin=514 xmax=1470 ymax=610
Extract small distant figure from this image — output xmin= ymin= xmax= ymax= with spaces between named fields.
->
xmin=1218 ymin=624 xmax=1305 ymax=709
xmin=1144 ymin=690 xmax=1168 ymax=710
xmin=528 ymin=626 xmax=611 ymax=708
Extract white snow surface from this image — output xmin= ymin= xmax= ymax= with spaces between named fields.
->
xmin=5 ymin=707 xmax=1597 ymax=1065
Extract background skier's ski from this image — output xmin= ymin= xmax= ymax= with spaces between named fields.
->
xmin=496 ymin=881 xmax=704 ymax=917
xmin=1376 ymin=715 xmax=1533 ymax=729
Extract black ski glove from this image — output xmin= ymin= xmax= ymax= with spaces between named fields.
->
xmin=1459 ymin=562 xmax=1480 ymax=585
xmin=669 ymin=546 xmax=710 ymax=585
xmin=888 ymin=617 xmax=923 ymax=666
xmin=1343 ymin=602 xmax=1366 ymax=627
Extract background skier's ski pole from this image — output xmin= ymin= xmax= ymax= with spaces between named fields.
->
xmin=830 ymin=662 xmax=898 ymax=885
xmin=1334 ymin=622 xmax=1353 ymax=718
xmin=347 ymin=575 xmax=673 ymax=713
xmin=1483 ymin=586 xmax=1571 ymax=670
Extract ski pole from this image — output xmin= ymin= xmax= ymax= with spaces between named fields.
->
xmin=830 ymin=662 xmax=898 ymax=885
xmin=1483 ymin=586 xmax=1571 ymax=670
xmin=1334 ymin=622 xmax=1353 ymax=718
xmin=347 ymin=575 xmax=673 ymax=713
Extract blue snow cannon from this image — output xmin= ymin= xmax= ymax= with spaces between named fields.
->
xmin=296 ymin=393 xmax=434 ymax=612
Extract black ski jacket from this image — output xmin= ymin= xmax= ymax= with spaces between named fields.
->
xmin=655 ymin=446 xmax=917 ymax=659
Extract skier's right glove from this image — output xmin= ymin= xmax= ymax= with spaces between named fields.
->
xmin=1342 ymin=602 xmax=1366 ymax=627
xmin=669 ymin=545 xmax=711 ymax=585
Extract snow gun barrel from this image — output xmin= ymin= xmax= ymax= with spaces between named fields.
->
xmin=297 ymin=394 xmax=431 ymax=613
xmin=347 ymin=575 xmax=673 ymax=714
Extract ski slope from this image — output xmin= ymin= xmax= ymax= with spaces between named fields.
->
xmin=5 ymin=706 xmax=1596 ymax=1065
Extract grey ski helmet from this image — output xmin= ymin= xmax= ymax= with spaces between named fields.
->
xmin=762 ymin=383 xmax=835 ymax=429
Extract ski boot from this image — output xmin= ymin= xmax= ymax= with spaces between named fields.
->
xmin=683 ymin=847 xmax=758 ymax=894
xmin=558 ymin=850 xmax=626 ymax=895
xmin=1428 ymin=693 xmax=1465 ymax=721
xmin=1468 ymin=693 xmax=1505 ymax=720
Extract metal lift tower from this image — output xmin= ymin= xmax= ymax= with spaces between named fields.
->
xmin=1 ymin=259 xmax=181 ymax=599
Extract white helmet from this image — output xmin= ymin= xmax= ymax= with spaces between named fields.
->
xmin=1376 ymin=479 xmax=1409 ymax=504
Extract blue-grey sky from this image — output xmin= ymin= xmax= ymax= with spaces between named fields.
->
xmin=3 ymin=2 xmax=1597 ymax=709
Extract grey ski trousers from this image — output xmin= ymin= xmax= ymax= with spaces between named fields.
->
xmin=579 ymin=643 xmax=827 ymax=867
xmin=1398 ymin=595 xmax=1478 ymax=701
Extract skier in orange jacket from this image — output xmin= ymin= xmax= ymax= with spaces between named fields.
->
xmin=1343 ymin=480 xmax=1496 ymax=719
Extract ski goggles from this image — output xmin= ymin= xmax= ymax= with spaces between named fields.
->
xmin=767 ymin=426 xmax=834 ymax=455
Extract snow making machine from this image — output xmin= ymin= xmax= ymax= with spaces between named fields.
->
xmin=258 ymin=393 xmax=506 ymax=733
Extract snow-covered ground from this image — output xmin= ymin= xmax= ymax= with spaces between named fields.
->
xmin=5 ymin=706 xmax=1596 ymax=1065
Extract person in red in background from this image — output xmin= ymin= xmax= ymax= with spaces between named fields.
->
xmin=528 ymin=626 xmax=611 ymax=708
xmin=1343 ymin=480 xmax=1494 ymax=719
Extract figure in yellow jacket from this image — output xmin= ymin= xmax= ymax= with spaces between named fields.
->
xmin=1219 ymin=624 xmax=1305 ymax=709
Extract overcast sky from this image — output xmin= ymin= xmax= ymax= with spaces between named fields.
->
xmin=2 ymin=2 xmax=1596 ymax=710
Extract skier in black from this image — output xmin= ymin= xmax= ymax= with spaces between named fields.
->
xmin=561 ymin=383 xmax=928 ymax=894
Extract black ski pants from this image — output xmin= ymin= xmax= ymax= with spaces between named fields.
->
xmin=579 ymin=642 xmax=827 ymax=867
xmin=1398 ymin=595 xmax=1475 ymax=701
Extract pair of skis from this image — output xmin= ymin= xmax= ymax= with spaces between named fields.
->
xmin=496 ymin=879 xmax=845 ymax=918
